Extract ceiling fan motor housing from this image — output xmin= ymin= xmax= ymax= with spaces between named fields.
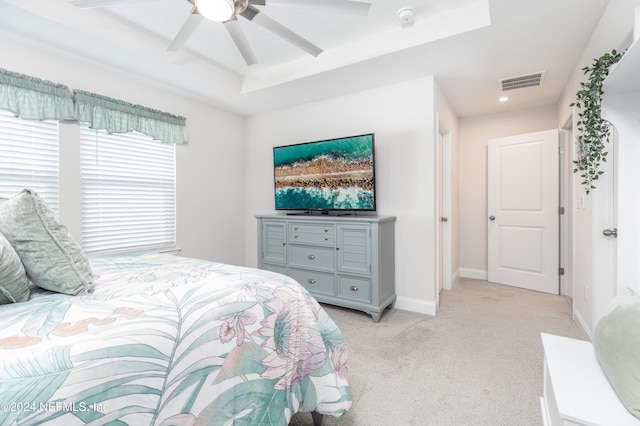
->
xmin=234 ymin=0 xmax=250 ymax=15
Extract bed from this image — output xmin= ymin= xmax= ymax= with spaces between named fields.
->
xmin=0 ymin=190 xmax=351 ymax=425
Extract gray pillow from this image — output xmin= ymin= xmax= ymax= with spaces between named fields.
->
xmin=592 ymin=287 xmax=640 ymax=420
xmin=0 ymin=189 xmax=93 ymax=295
xmin=0 ymin=231 xmax=30 ymax=304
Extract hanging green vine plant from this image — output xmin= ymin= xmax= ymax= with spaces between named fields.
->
xmin=571 ymin=49 xmax=623 ymax=194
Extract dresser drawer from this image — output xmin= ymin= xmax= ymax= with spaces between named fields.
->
xmin=290 ymin=245 xmax=335 ymax=271
xmin=338 ymin=275 xmax=371 ymax=303
xmin=290 ymin=268 xmax=335 ymax=296
xmin=289 ymin=222 xmax=335 ymax=245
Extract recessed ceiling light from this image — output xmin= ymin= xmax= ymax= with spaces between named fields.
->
xmin=499 ymin=96 xmax=509 ymax=102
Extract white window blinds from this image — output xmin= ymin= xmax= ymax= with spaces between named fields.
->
xmin=80 ymin=125 xmax=176 ymax=254
xmin=0 ymin=110 xmax=59 ymax=212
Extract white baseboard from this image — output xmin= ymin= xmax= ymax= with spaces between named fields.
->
xmin=459 ymin=267 xmax=488 ymax=280
xmin=395 ymin=296 xmax=437 ymax=316
xmin=573 ymin=308 xmax=593 ymax=340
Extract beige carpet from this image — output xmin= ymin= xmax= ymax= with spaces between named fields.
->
xmin=290 ymin=277 xmax=587 ymax=426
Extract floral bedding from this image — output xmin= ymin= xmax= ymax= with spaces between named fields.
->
xmin=0 ymin=253 xmax=351 ymax=425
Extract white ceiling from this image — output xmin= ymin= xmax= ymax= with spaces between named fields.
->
xmin=0 ymin=0 xmax=609 ymax=117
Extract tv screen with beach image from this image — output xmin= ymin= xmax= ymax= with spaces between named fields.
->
xmin=273 ymin=134 xmax=375 ymax=211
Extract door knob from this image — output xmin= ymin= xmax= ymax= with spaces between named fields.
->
xmin=489 ymin=215 xmax=496 ymax=221
xmin=602 ymin=228 xmax=618 ymax=238
xmin=441 ymin=217 xmax=448 ymax=222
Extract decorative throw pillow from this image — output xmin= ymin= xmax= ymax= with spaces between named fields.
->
xmin=592 ymin=287 xmax=640 ymax=420
xmin=0 ymin=231 xmax=30 ymax=304
xmin=0 ymin=189 xmax=93 ymax=295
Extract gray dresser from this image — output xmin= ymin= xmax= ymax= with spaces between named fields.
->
xmin=256 ymin=214 xmax=395 ymax=322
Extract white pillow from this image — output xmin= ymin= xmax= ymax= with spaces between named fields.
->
xmin=0 ymin=189 xmax=93 ymax=295
xmin=0 ymin=231 xmax=30 ymax=303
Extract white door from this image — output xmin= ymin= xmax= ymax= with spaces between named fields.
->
xmin=592 ymin=130 xmax=617 ymax=324
xmin=488 ymin=129 xmax=559 ymax=294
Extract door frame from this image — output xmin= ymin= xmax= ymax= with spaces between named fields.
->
xmin=435 ymin=118 xmax=453 ymax=302
xmin=560 ymin=119 xmax=573 ymax=299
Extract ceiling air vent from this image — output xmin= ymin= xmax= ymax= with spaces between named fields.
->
xmin=500 ymin=71 xmax=546 ymax=91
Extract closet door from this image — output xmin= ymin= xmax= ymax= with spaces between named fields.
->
xmin=487 ymin=129 xmax=559 ymax=294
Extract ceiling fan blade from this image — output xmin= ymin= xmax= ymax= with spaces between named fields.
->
xmin=224 ymin=18 xmax=258 ymax=66
xmin=241 ymin=6 xmax=322 ymax=57
xmin=168 ymin=9 xmax=205 ymax=52
xmin=69 ymin=0 xmax=159 ymax=9
xmin=255 ymin=0 xmax=371 ymax=16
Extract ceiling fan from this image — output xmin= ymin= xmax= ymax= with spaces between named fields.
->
xmin=69 ymin=0 xmax=372 ymax=66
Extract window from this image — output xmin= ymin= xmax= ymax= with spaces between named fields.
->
xmin=0 ymin=110 xmax=59 ymax=211
xmin=80 ymin=125 xmax=176 ymax=254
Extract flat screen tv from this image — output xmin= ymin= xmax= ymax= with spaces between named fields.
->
xmin=273 ymin=133 xmax=376 ymax=213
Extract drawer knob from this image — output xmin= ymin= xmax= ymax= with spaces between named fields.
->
xmin=308 ymin=255 xmax=316 ymax=260
xmin=294 ymin=235 xmax=298 ymax=238
xmin=308 ymin=279 xmax=316 ymax=284
xmin=324 ymin=236 xmax=329 ymax=241
xmin=324 ymin=229 xmax=328 ymax=233
xmin=294 ymin=227 xmax=298 ymax=230
xmin=350 ymin=286 xmax=359 ymax=292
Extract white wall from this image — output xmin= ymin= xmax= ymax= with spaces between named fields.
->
xmin=243 ymin=77 xmax=442 ymax=314
xmin=458 ymin=106 xmax=558 ymax=279
xmin=557 ymin=0 xmax=640 ymax=336
xmin=2 ymin=35 xmax=247 ymax=265
xmin=557 ymin=0 xmax=640 ymax=127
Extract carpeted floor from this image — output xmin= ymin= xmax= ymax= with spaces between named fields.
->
xmin=289 ymin=277 xmax=587 ymax=426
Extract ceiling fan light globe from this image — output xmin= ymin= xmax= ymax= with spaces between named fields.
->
xmin=196 ymin=0 xmax=235 ymax=22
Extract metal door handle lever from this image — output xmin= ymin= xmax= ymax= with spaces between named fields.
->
xmin=602 ymin=228 xmax=618 ymax=238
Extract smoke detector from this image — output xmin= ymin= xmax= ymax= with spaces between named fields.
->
xmin=397 ymin=6 xmax=416 ymax=24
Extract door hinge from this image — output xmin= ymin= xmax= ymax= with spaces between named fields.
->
xmin=558 ymin=267 xmax=565 ymax=276
xmin=559 ymin=207 xmax=565 ymax=215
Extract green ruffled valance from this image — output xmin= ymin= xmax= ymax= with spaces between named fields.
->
xmin=74 ymin=90 xmax=187 ymax=144
xmin=0 ymin=69 xmax=188 ymax=144
xmin=0 ymin=68 xmax=75 ymax=121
